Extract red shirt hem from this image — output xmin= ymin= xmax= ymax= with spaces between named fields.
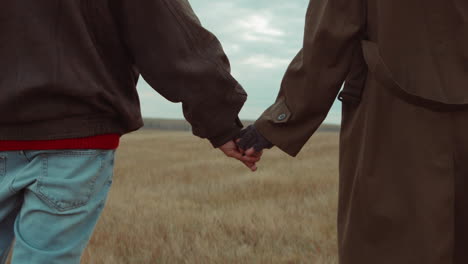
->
xmin=0 ymin=134 xmax=121 ymax=151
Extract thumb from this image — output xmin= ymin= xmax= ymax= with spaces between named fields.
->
xmin=245 ymin=147 xmax=257 ymax=157
xmin=227 ymin=150 xmax=243 ymax=160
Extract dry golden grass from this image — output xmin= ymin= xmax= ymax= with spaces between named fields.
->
xmin=77 ymin=130 xmax=340 ymax=264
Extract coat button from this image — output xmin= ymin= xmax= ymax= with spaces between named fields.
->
xmin=277 ymin=113 xmax=287 ymax=121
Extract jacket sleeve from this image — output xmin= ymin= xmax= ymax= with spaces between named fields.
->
xmin=117 ymin=0 xmax=247 ymax=147
xmin=254 ymin=0 xmax=367 ymax=157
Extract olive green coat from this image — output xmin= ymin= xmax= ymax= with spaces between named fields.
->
xmin=255 ymin=0 xmax=468 ymax=263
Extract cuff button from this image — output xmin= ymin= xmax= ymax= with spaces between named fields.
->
xmin=277 ymin=114 xmax=287 ymax=121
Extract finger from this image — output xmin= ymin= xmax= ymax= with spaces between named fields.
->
xmin=226 ymin=150 xmax=244 ymax=160
xmin=240 ymin=155 xmax=260 ymax=163
xmin=242 ymin=161 xmax=255 ymax=167
xmin=236 ymin=141 xmax=246 ymax=155
xmin=242 ymin=161 xmax=257 ymax=172
xmin=245 ymin=147 xmax=255 ymax=156
xmin=245 ymin=147 xmax=263 ymax=157
xmin=252 ymin=154 xmax=262 ymax=161
xmin=225 ymin=149 xmax=260 ymax=163
xmin=239 ymin=149 xmax=245 ymax=155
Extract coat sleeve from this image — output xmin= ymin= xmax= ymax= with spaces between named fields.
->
xmin=117 ymin=0 xmax=247 ymax=147
xmin=254 ymin=0 xmax=367 ymax=157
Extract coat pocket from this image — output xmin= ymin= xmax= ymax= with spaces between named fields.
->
xmin=338 ymin=41 xmax=368 ymax=106
xmin=34 ymin=150 xmax=105 ymax=212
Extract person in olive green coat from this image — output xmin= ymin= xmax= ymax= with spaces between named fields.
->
xmin=237 ymin=0 xmax=468 ymax=263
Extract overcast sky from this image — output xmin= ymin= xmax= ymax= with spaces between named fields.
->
xmin=136 ymin=0 xmax=341 ymax=124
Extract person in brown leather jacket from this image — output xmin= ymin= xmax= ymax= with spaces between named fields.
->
xmin=0 ymin=1 xmax=258 ymax=263
xmin=238 ymin=0 xmax=468 ymax=263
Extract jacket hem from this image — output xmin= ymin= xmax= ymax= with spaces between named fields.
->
xmin=0 ymin=115 xmax=143 ymax=140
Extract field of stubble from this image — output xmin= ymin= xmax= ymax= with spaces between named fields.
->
xmin=82 ymin=130 xmax=340 ymax=264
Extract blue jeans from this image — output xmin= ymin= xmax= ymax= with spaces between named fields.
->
xmin=0 ymin=149 xmax=115 ymax=264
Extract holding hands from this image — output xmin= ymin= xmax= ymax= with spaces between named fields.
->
xmin=218 ymin=125 xmax=274 ymax=171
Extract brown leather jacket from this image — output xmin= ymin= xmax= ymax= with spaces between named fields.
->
xmin=0 ymin=0 xmax=246 ymax=147
xmin=256 ymin=0 xmax=468 ymax=156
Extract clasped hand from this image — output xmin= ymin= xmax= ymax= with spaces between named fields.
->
xmin=218 ymin=125 xmax=273 ymax=171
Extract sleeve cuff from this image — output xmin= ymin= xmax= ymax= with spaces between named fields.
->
xmin=208 ymin=117 xmax=243 ymax=148
xmin=254 ymin=118 xmax=301 ymax=157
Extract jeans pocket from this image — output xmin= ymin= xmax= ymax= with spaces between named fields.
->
xmin=35 ymin=150 xmax=106 ymax=212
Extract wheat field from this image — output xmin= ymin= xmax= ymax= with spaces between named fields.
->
xmin=9 ymin=130 xmax=341 ymax=264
